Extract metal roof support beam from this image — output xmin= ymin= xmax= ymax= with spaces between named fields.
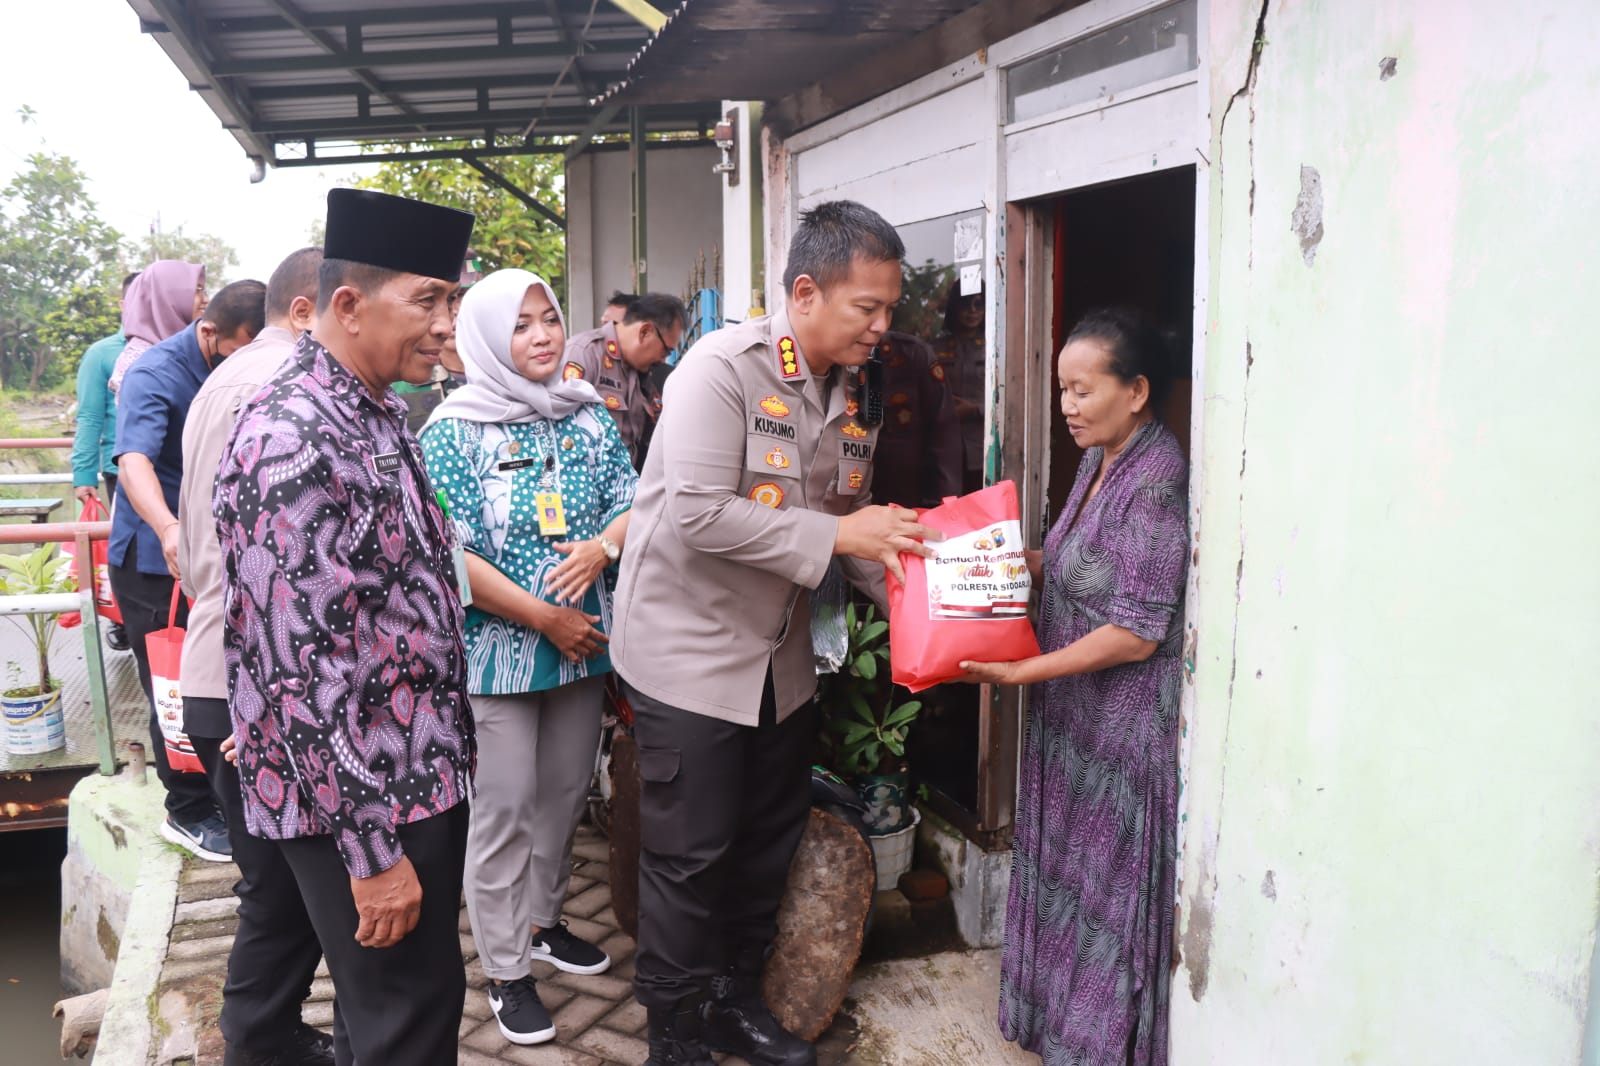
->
xmin=563 ymin=103 xmax=625 ymax=162
xmin=258 ymin=0 xmax=428 ymax=137
xmin=145 ymin=3 xmax=645 ymax=35
xmin=211 ymin=41 xmax=635 ymax=77
xmin=461 ymin=156 xmax=566 ymax=230
xmin=253 ymin=103 xmax=707 ymax=137
xmin=542 ymin=0 xmax=595 ymax=98
xmin=248 ymin=74 xmax=591 ymax=101
xmin=271 ymin=137 xmax=712 ymax=168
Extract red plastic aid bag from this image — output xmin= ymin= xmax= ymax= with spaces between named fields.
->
xmin=60 ymin=496 xmax=121 ymax=627
xmin=147 ymin=584 xmax=203 ymax=773
xmin=885 ymin=480 xmax=1041 ymax=692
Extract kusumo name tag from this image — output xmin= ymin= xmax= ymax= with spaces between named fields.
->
xmin=535 ymin=491 xmax=569 ymax=536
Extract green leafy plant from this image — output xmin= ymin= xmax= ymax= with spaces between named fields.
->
xmin=820 ymin=602 xmax=923 ymax=776
xmin=0 ymin=543 xmax=75 ymax=698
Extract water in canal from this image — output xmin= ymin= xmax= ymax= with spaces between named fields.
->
xmin=0 ymin=827 xmax=69 ymax=1064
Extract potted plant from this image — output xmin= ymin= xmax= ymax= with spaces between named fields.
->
xmin=818 ymin=602 xmax=925 ymax=889
xmin=1 ymin=543 xmax=75 ymax=755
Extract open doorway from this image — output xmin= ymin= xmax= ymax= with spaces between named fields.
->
xmin=1043 ymin=166 xmax=1196 ymax=523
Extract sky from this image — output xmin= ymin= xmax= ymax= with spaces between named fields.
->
xmin=0 ymin=0 xmax=378 ymax=283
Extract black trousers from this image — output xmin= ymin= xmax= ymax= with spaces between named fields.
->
xmin=626 ymin=677 xmax=816 ymax=1009
xmin=276 ymin=802 xmax=469 ymax=1066
xmin=107 ymin=559 xmax=215 ymax=825
xmin=189 ymin=703 xmax=323 ymax=1054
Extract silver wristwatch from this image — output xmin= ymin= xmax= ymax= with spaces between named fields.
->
xmin=599 ymin=536 xmax=621 ymax=563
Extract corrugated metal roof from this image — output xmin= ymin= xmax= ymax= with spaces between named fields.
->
xmin=596 ymin=0 xmax=987 ymax=106
xmin=125 ymin=0 xmax=720 ymax=167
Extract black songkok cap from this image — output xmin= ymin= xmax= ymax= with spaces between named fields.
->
xmin=323 ymin=188 xmax=475 ymax=282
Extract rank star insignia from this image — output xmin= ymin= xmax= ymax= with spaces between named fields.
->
xmin=562 ymin=361 xmax=585 ymax=381
xmin=845 ymin=399 xmax=859 ymax=417
xmin=931 ymin=363 xmax=946 ymax=382
xmin=605 ymin=395 xmax=622 ymax=410
xmin=749 ymin=482 xmax=785 ymax=508
xmin=764 ymin=446 xmax=791 ymax=470
xmin=840 ymin=421 xmax=868 ymax=439
xmin=777 ymin=337 xmax=802 ymax=379
xmin=847 ymin=468 xmax=865 ymax=490
xmin=758 ymin=395 xmax=791 ymax=418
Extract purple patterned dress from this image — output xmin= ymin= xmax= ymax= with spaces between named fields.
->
xmin=999 ymin=418 xmax=1188 ymax=1066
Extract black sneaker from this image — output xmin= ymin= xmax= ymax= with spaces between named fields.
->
xmin=488 ymin=976 xmax=556 ymax=1045
xmin=161 ymin=813 xmax=232 ymax=862
xmin=529 ymin=919 xmax=611 ymax=975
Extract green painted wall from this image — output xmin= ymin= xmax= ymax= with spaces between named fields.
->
xmin=1175 ymin=2 xmax=1600 ymax=1062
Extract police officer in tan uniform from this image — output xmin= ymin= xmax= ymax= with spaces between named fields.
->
xmin=561 ymin=292 xmax=686 ymax=469
xmin=610 ymin=202 xmax=936 ymax=1066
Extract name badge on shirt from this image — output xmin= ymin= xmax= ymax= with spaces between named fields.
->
xmin=370 ymin=452 xmax=402 ymax=477
xmin=535 ymin=491 xmax=569 ymax=536
xmin=497 ymin=457 xmax=538 ymax=472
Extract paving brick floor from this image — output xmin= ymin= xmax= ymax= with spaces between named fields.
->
xmin=157 ymin=825 xmax=863 ymax=1065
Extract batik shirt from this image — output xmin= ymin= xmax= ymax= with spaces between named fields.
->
xmin=214 ymin=333 xmax=475 ymax=878
xmin=420 ymin=406 xmax=636 ymax=695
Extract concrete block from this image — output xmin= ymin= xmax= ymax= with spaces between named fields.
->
xmin=58 ymin=768 xmax=168 ymax=995
xmin=916 ymin=809 xmax=1010 ymax=948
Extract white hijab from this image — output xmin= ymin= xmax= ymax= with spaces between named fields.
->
xmin=426 ymin=268 xmax=599 ymax=426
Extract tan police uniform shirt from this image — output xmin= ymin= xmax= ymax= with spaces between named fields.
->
xmin=610 ymin=309 xmax=885 ymax=726
xmin=562 ymin=323 xmax=660 ymax=466
xmin=176 ymin=325 xmax=298 ymax=703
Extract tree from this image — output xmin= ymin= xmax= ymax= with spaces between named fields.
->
xmin=36 ymin=282 xmax=120 ymax=391
xmin=351 ymin=143 xmax=567 ymax=303
xmin=0 ymin=152 xmax=123 ymax=390
xmin=123 ymin=227 xmax=240 ymax=288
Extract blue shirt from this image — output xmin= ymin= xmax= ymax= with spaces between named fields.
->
xmin=110 ymin=323 xmax=211 ymax=575
xmin=71 ymin=332 xmax=124 ymax=486
xmin=420 ymin=407 xmax=637 ymax=695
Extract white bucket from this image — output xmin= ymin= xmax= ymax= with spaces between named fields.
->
xmin=869 ymin=807 xmax=921 ymax=892
xmin=3 ymin=688 xmax=65 ymax=755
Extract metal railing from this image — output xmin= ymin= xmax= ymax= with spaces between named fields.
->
xmin=0 ymin=438 xmax=117 ymax=774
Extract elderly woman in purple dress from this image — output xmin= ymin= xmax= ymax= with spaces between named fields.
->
xmin=961 ymin=308 xmax=1189 ymax=1066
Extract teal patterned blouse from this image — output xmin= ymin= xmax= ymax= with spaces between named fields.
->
xmin=420 ymin=405 xmax=637 ymax=695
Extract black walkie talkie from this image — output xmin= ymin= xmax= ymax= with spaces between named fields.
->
xmin=862 ymin=344 xmax=885 ymax=426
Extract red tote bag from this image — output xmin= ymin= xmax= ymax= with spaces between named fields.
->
xmin=148 ymin=584 xmax=202 ymax=773
xmin=886 ymin=480 xmax=1042 ymax=692
xmin=60 ymin=496 xmax=121 ymax=627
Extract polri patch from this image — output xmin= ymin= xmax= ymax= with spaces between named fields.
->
xmin=749 ymin=482 xmax=786 ymax=508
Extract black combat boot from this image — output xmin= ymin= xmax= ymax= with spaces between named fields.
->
xmin=645 ymin=996 xmax=715 ymax=1066
xmin=700 ymin=945 xmax=817 ymax=1066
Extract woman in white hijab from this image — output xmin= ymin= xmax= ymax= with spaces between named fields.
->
xmin=420 ymin=269 xmax=636 ymax=1047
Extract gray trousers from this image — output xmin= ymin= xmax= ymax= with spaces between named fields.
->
xmin=464 ymin=677 xmax=605 ymax=980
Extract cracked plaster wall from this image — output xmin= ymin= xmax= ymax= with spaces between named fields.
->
xmin=1174 ymin=2 xmax=1600 ymax=1063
